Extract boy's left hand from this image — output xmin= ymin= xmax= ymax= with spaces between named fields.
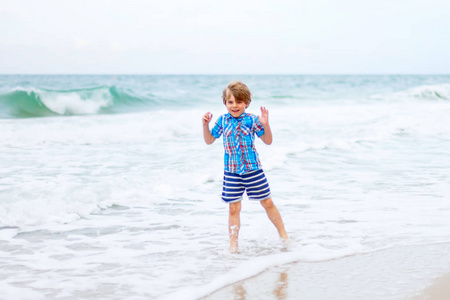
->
xmin=258 ymin=106 xmax=269 ymax=127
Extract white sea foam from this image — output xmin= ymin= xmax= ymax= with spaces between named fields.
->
xmin=38 ymin=89 xmax=112 ymax=115
xmin=36 ymin=87 xmax=112 ymax=115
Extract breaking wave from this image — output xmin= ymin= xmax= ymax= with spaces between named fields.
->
xmin=0 ymin=86 xmax=156 ymax=118
xmin=372 ymin=83 xmax=450 ymax=101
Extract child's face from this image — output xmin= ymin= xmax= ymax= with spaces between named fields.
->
xmin=225 ymin=91 xmax=248 ymax=118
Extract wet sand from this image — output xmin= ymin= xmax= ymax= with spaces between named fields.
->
xmin=202 ymin=243 xmax=450 ymax=300
xmin=412 ymin=273 xmax=450 ymax=300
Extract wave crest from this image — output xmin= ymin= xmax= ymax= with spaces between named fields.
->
xmin=0 ymin=86 xmax=152 ymax=118
xmin=372 ymin=83 xmax=450 ymax=101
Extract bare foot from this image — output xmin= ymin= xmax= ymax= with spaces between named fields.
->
xmin=282 ymin=238 xmax=292 ymax=247
xmin=229 ymin=241 xmax=239 ymax=254
xmin=281 ymin=238 xmax=292 ymax=251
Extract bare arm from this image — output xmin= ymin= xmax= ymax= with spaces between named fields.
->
xmin=202 ymin=112 xmax=216 ymax=145
xmin=258 ymin=106 xmax=273 ymax=145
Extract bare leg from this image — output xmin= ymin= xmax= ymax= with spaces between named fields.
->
xmin=260 ymin=198 xmax=289 ymax=240
xmin=228 ymin=201 xmax=242 ymax=253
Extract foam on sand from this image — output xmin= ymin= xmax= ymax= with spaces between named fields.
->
xmin=201 ymin=243 xmax=450 ymax=300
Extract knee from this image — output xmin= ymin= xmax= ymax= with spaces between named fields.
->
xmin=229 ymin=202 xmax=241 ymax=215
xmin=260 ymin=198 xmax=274 ymax=209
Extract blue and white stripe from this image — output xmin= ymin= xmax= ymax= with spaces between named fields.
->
xmin=221 ymin=169 xmax=271 ymax=203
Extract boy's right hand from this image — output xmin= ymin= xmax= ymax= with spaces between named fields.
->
xmin=202 ymin=112 xmax=213 ymax=126
xmin=202 ymin=112 xmax=216 ymax=145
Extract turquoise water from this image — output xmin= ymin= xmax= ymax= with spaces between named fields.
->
xmin=1 ymin=75 xmax=450 ymax=299
xmin=1 ymin=75 xmax=449 ymax=118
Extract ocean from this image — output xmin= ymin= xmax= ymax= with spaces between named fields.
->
xmin=1 ymin=75 xmax=450 ymax=299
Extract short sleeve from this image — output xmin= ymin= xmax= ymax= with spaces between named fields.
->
xmin=211 ymin=115 xmax=223 ymax=138
xmin=253 ymin=115 xmax=265 ymax=137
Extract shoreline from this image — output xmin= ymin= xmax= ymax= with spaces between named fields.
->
xmin=412 ymin=273 xmax=450 ymax=300
xmin=202 ymin=243 xmax=450 ymax=300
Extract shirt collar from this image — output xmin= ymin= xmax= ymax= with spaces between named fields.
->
xmin=225 ymin=112 xmax=247 ymax=120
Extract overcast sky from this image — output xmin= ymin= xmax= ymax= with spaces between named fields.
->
xmin=1 ymin=0 xmax=449 ymax=74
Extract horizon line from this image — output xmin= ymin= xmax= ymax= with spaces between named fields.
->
xmin=1 ymin=73 xmax=449 ymax=76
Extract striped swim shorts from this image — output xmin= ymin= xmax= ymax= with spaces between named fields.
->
xmin=221 ymin=169 xmax=271 ymax=203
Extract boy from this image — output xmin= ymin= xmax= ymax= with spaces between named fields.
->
xmin=202 ymin=81 xmax=289 ymax=253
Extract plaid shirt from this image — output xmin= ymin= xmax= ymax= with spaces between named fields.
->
xmin=211 ymin=112 xmax=265 ymax=175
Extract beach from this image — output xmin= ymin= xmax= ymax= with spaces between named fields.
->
xmin=1 ymin=75 xmax=450 ymax=299
xmin=413 ymin=273 xmax=450 ymax=300
xmin=204 ymin=243 xmax=450 ymax=300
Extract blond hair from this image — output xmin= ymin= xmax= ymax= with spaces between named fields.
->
xmin=222 ymin=81 xmax=252 ymax=106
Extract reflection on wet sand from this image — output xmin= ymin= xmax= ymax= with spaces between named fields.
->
xmin=232 ymin=271 xmax=288 ymax=300
xmin=274 ymin=272 xmax=288 ymax=300
xmin=233 ymin=283 xmax=246 ymax=300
